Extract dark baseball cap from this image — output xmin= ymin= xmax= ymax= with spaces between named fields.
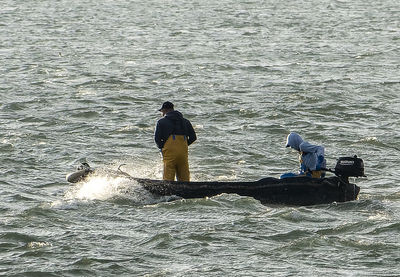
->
xmin=158 ymin=101 xmax=174 ymax=111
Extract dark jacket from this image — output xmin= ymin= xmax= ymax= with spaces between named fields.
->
xmin=154 ymin=110 xmax=197 ymax=149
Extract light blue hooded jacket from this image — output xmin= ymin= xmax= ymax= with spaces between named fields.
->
xmin=285 ymin=132 xmax=326 ymax=174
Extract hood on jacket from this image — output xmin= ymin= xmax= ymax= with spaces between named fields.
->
xmin=286 ymin=132 xmax=303 ymax=151
xmin=164 ymin=110 xmax=183 ymax=121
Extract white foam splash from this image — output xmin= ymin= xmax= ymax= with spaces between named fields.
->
xmin=65 ymin=175 xmax=130 ymax=201
xmin=59 ymin=172 xmax=168 ymax=206
xmin=53 ymin=161 xmax=171 ymax=208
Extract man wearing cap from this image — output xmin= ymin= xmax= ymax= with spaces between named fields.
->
xmin=280 ymin=132 xmax=326 ymax=178
xmin=155 ymin=101 xmax=197 ymax=181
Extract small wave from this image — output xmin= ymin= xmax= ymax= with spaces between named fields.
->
xmin=2 ymin=102 xmax=26 ymax=111
xmin=1 ymin=232 xmax=38 ymax=243
xmin=76 ymin=88 xmax=98 ymax=96
xmin=70 ymin=110 xmax=100 ymax=119
xmin=360 ymin=137 xmax=379 ymax=143
xmin=137 ymin=232 xmax=173 ymax=248
xmin=358 ymin=137 xmax=400 ymax=151
xmin=26 ymin=241 xmax=52 ymax=249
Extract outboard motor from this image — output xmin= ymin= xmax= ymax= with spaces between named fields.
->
xmin=333 ymin=155 xmax=365 ymax=180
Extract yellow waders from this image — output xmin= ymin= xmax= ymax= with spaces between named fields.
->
xmin=300 ymin=154 xmax=324 ymax=178
xmin=162 ymin=135 xmax=190 ymax=181
xmin=311 ymin=170 xmax=323 ymax=178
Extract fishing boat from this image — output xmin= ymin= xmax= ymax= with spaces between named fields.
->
xmin=66 ymin=156 xmax=365 ymax=206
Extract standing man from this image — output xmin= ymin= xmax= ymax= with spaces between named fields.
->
xmin=154 ymin=101 xmax=197 ymax=181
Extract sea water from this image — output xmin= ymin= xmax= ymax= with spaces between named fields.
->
xmin=1 ymin=0 xmax=399 ymax=276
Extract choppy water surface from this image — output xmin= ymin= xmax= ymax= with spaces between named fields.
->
xmin=1 ymin=0 xmax=399 ymax=276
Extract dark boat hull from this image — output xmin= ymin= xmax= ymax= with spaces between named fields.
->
xmin=134 ymin=176 xmax=360 ymax=206
xmin=66 ymin=166 xmax=360 ymax=205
